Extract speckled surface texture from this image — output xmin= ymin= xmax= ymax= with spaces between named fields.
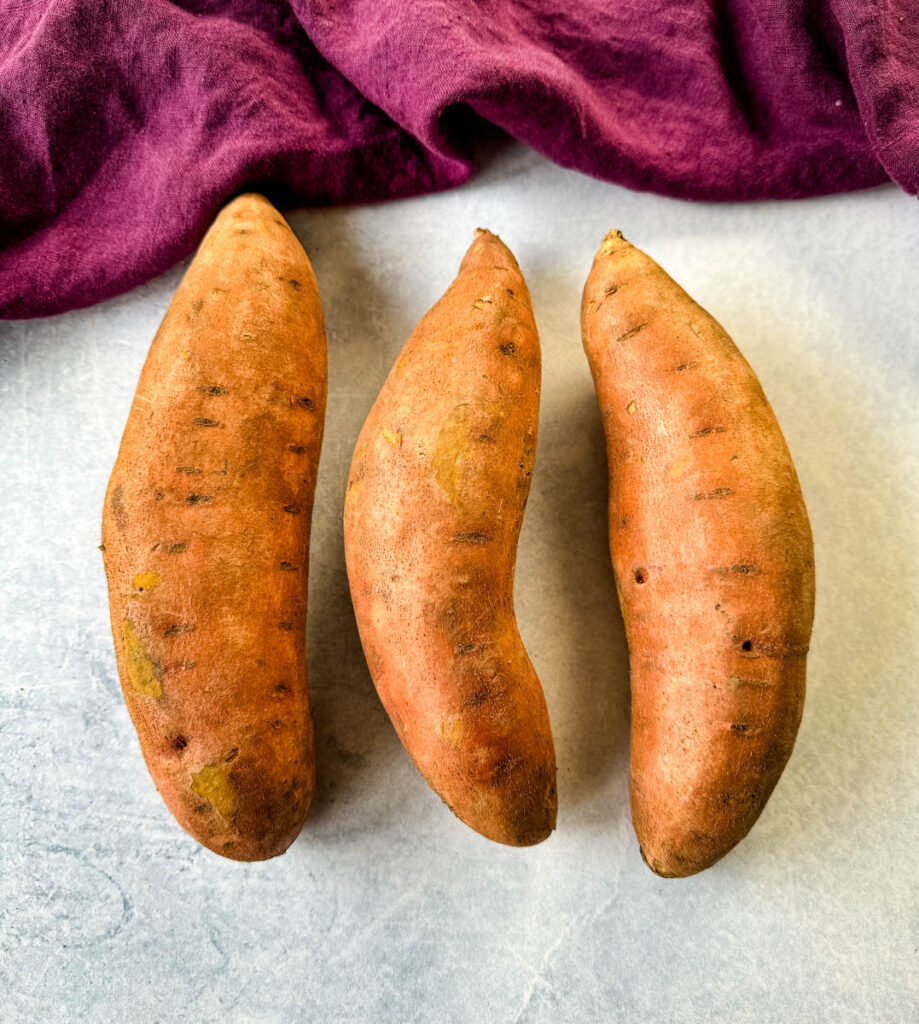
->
xmin=1 ymin=144 xmax=917 ymax=1023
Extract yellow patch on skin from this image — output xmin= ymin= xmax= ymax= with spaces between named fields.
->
xmin=191 ymin=763 xmax=239 ymax=820
xmin=437 ymin=716 xmax=464 ymax=749
xmin=121 ymin=620 xmax=162 ymax=698
xmin=131 ymin=570 xmax=161 ymax=595
xmin=432 ymin=404 xmax=472 ymax=508
xmin=381 ymin=427 xmax=403 ymax=447
xmin=669 ymin=452 xmax=691 ymax=478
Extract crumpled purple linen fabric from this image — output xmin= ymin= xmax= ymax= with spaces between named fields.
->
xmin=0 ymin=0 xmax=916 ymax=319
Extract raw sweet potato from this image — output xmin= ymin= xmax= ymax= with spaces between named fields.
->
xmin=344 ymin=229 xmax=557 ymax=846
xmin=581 ymin=230 xmax=815 ymax=877
xmin=101 ymin=193 xmax=327 ymax=861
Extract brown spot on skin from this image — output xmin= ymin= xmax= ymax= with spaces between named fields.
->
xmin=163 ymin=623 xmax=194 ymax=638
xmin=616 ymin=323 xmax=648 ymax=343
xmin=121 ymin=620 xmax=162 ymax=698
xmin=296 ymin=396 xmax=314 ymax=410
xmin=110 ymin=485 xmax=127 ymax=532
xmin=673 ymin=361 xmax=698 ymax=373
xmin=506 ymin=288 xmax=515 ymax=296
xmin=283 ymin=504 xmax=301 ymax=515
xmin=731 ymin=564 xmax=760 ymax=575
xmin=176 ymin=466 xmax=201 ymax=474
xmin=193 ymin=417 xmax=219 ymax=428
xmin=633 ymin=568 xmax=647 ymax=584
xmin=279 ymin=561 xmax=299 ymax=571
xmin=172 ymin=736 xmax=188 ymax=751
xmin=191 ymin=299 xmax=204 ymax=314
xmin=186 ymin=494 xmax=213 ymax=505
xmin=478 ymin=433 xmax=496 ymax=443
xmin=454 ymin=531 xmax=491 ymax=545
xmin=168 ymin=542 xmax=187 ymax=554
xmin=225 ymin=748 xmax=239 ymax=762
xmin=191 ymin=763 xmax=238 ymax=820
xmin=289 ymin=445 xmax=307 ymax=454
xmin=455 ymin=641 xmax=481 ymax=655
xmin=279 ymin=622 xmax=293 ymax=631
xmin=288 ymin=279 xmax=302 ymax=290
xmin=197 ymin=385 xmax=228 ymax=396
xmin=693 ymin=488 xmax=734 ymax=500
xmin=275 ymin=683 xmax=291 ymax=695
xmin=499 ymin=341 xmax=516 ymax=355
xmin=153 ymin=490 xmax=165 ymax=501
xmin=689 ymin=426 xmax=726 ymax=438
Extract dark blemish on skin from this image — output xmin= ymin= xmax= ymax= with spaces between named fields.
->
xmin=179 ymin=661 xmax=197 ymax=670
xmin=168 ymin=542 xmax=187 ymax=554
xmin=673 ymin=361 xmax=697 ymax=372
xmin=730 ymin=723 xmax=751 ymax=734
xmin=194 ymin=804 xmax=208 ymax=814
xmin=154 ymin=490 xmax=165 ymax=501
xmin=279 ymin=561 xmax=299 ymax=571
xmin=492 ymin=753 xmax=520 ymax=782
xmin=741 ymin=640 xmax=753 ymax=652
xmin=506 ymin=288 xmax=515 ymax=296
xmin=234 ymin=228 xmax=252 ymax=235
xmin=464 ymin=686 xmax=492 ymax=708
xmin=110 ymin=485 xmax=127 ymax=531
xmin=225 ymin=748 xmax=239 ymax=762
xmin=163 ymin=623 xmax=194 ymax=638
xmin=197 ymin=385 xmax=228 ymax=396
xmin=275 ymin=683 xmax=291 ymax=695
xmin=618 ymin=518 xmax=629 ymax=529
xmin=186 ymin=494 xmax=213 ymax=505
xmin=172 ymin=736 xmax=188 ymax=751
xmin=272 ymin=720 xmax=283 ymax=730
xmin=288 ymin=279 xmax=301 ymax=291
xmin=616 ymin=323 xmax=648 ymax=344
xmin=689 ymin=426 xmax=726 ymax=438
xmin=176 ymin=467 xmax=201 ymax=474
xmin=605 ymin=284 xmax=619 ymax=296
xmin=730 ymin=455 xmax=739 ymax=461
xmin=191 ymin=299 xmax=203 ymax=313
xmin=499 ymin=342 xmax=516 ymax=355
xmin=693 ymin=488 xmax=734 ymax=500
xmin=296 ymin=397 xmax=314 ymax=410
xmin=455 ymin=641 xmax=480 ymax=655
xmin=634 ymin=568 xmax=647 ymax=584
xmin=193 ymin=417 xmax=219 ymax=428
xmin=279 ymin=622 xmax=293 ymax=631
xmin=455 ymin=532 xmax=491 ymax=545
xmin=478 ymin=434 xmax=497 ymax=443
xmin=731 ymin=564 xmax=760 ymax=575
xmin=283 ymin=504 xmax=301 ymax=515
xmin=289 ymin=445 xmax=307 ymax=454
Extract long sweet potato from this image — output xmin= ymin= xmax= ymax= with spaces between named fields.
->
xmin=344 ymin=230 xmax=557 ymax=846
xmin=101 ymin=193 xmax=327 ymax=861
xmin=581 ymin=230 xmax=815 ymax=877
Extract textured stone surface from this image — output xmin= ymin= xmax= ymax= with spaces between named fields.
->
xmin=1 ymin=143 xmax=917 ymax=1023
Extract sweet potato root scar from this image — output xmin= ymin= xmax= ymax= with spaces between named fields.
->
xmin=121 ymin=620 xmax=163 ymax=698
xmin=191 ymin=763 xmax=238 ymax=820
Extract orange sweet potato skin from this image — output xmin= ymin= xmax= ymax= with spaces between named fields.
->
xmin=344 ymin=230 xmax=557 ymax=846
xmin=101 ymin=194 xmax=327 ymax=861
xmin=581 ymin=230 xmax=815 ymax=877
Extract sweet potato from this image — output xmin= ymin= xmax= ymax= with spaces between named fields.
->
xmin=101 ymin=193 xmax=327 ymax=861
xmin=581 ymin=230 xmax=815 ymax=877
xmin=344 ymin=229 xmax=557 ymax=846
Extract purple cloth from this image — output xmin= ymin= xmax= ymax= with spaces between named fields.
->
xmin=1 ymin=1 xmax=916 ymax=319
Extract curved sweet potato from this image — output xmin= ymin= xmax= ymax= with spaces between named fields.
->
xmin=581 ymin=230 xmax=815 ymax=877
xmin=101 ymin=193 xmax=326 ymax=861
xmin=344 ymin=230 xmax=557 ymax=846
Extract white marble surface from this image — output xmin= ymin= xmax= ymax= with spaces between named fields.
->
xmin=1 ymin=142 xmax=917 ymax=1023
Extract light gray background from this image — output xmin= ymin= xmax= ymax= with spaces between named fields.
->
xmin=1 ymin=142 xmax=917 ymax=1023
